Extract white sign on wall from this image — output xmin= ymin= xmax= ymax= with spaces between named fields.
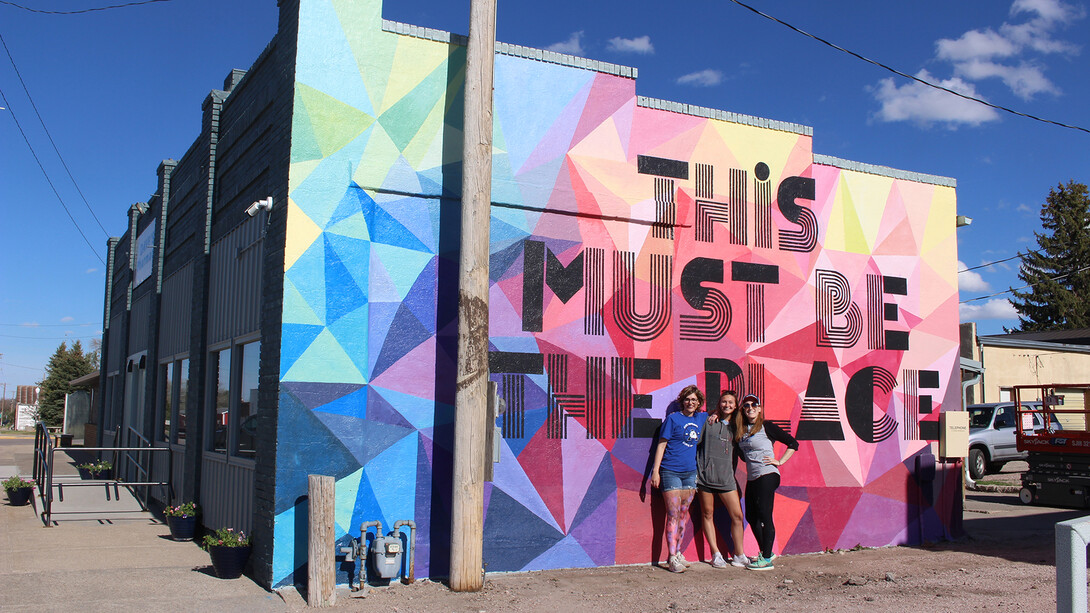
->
xmin=134 ymin=220 xmax=157 ymax=286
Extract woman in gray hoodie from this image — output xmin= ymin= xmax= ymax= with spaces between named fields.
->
xmin=696 ymin=390 xmax=748 ymax=568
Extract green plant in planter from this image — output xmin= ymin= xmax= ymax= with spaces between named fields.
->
xmin=202 ymin=527 xmax=251 ymax=549
xmin=164 ymin=501 xmax=199 ymax=518
xmin=77 ymin=459 xmax=113 ymax=478
xmin=3 ymin=475 xmax=34 ymax=492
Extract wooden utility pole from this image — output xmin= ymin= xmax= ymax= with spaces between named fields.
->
xmin=450 ymin=0 xmax=497 ymax=593
xmin=307 ymin=475 xmax=336 ymax=607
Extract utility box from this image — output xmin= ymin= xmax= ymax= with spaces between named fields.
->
xmin=939 ymin=411 xmax=969 ymax=458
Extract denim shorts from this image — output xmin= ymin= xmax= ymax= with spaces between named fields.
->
xmin=660 ymin=469 xmax=697 ymax=492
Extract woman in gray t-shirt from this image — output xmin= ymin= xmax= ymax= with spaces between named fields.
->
xmin=737 ymin=394 xmax=798 ymax=571
xmin=696 ymin=391 xmax=748 ymax=568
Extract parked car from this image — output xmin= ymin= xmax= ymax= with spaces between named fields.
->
xmin=967 ymin=402 xmax=1061 ymax=480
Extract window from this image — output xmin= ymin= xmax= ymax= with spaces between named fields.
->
xmin=210 ymin=348 xmax=232 ymax=453
xmin=157 ymin=358 xmax=189 ymax=445
xmin=176 ymin=359 xmax=189 ymax=445
xmin=159 ymin=362 xmax=174 ymax=442
xmin=236 ymin=341 xmax=260 ymax=457
xmin=207 ymin=341 xmax=259 ymax=458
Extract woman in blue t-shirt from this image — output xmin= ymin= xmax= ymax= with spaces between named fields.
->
xmin=650 ymin=385 xmax=708 ymax=573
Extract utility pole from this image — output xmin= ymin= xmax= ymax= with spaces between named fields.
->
xmin=449 ymin=0 xmax=497 ymax=593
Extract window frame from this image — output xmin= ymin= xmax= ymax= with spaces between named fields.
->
xmin=205 ymin=334 xmax=261 ymax=458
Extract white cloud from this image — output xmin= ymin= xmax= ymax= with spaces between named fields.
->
xmin=677 ymin=69 xmax=723 ymax=87
xmin=958 ymin=261 xmax=992 ymax=292
xmin=960 ymin=298 xmax=1019 ymax=321
xmin=60 ymin=316 xmax=74 ymax=323
xmin=607 ymin=35 xmax=654 ymax=54
xmin=871 ymin=70 xmax=1000 ymax=127
xmin=937 ymin=28 xmax=1017 ymax=61
xmin=953 ymin=59 xmax=1058 ymax=99
xmin=547 ymin=31 xmax=585 ymax=56
xmin=875 ymin=0 xmax=1082 ymax=123
xmin=1017 ymin=203 xmax=1034 ymax=213
xmin=85 ymin=268 xmax=98 ymax=274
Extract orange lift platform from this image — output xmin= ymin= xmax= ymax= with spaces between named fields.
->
xmin=1015 ymin=383 xmax=1090 ymax=507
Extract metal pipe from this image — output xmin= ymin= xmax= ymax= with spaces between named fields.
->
xmin=393 ymin=519 xmax=417 ymax=584
xmin=358 ymin=520 xmax=383 ymax=587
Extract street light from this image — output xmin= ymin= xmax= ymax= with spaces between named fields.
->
xmin=956 ymin=215 xmax=973 ymax=227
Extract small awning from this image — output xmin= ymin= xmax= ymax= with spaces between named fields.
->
xmin=69 ymin=370 xmax=100 ymax=387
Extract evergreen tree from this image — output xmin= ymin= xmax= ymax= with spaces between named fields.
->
xmin=1010 ymin=181 xmax=1090 ymax=331
xmin=37 ymin=341 xmax=96 ymax=427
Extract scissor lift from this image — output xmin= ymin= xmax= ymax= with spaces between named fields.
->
xmin=1015 ymin=383 xmax=1090 ymax=507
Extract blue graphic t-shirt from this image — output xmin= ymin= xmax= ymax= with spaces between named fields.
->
xmin=659 ymin=411 xmax=708 ymax=472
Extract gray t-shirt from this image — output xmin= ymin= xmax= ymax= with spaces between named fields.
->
xmin=696 ymin=419 xmax=738 ymax=491
xmin=738 ymin=422 xmax=800 ymax=481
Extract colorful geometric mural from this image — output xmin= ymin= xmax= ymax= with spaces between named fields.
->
xmin=275 ymin=0 xmax=961 ymax=587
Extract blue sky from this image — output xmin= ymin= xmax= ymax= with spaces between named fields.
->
xmin=0 ymin=0 xmax=1086 ymax=389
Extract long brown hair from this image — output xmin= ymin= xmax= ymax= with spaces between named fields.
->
xmin=718 ymin=391 xmax=745 ymax=442
xmin=740 ymin=398 xmax=764 ymax=440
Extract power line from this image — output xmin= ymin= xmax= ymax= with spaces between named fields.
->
xmin=959 ymin=249 xmax=1041 ymax=274
xmin=0 ymin=322 xmax=101 ymax=327
xmin=727 ymin=0 xmax=1090 ymax=135
xmin=0 ymin=31 xmax=108 ymax=237
xmin=0 ymin=0 xmax=171 ymax=14
xmin=0 ymin=360 xmax=43 ymax=371
xmin=960 ymin=264 xmax=1090 ymax=304
xmin=0 ymin=83 xmax=105 ymax=265
xmin=0 ymin=333 xmax=101 ymax=340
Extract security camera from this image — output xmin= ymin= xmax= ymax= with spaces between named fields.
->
xmin=246 ymin=197 xmax=273 ymax=217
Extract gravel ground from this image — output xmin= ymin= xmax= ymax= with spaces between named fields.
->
xmin=284 ymin=465 xmax=1079 ymax=613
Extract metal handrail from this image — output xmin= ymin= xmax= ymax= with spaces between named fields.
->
xmin=34 ymin=421 xmax=173 ymax=526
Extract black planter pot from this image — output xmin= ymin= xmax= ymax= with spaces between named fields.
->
xmin=167 ymin=515 xmax=197 ymax=541
xmin=77 ymin=467 xmax=92 ymax=480
xmin=208 ymin=545 xmax=251 ymax=579
xmin=7 ymin=486 xmax=33 ymax=506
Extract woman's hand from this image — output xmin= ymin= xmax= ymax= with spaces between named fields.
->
xmin=707 ymin=413 xmax=719 ymax=423
xmin=650 ymin=470 xmax=660 ymax=488
xmin=762 ymin=455 xmax=779 ymax=466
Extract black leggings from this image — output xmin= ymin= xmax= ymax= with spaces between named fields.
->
xmin=745 ymin=472 xmax=780 ymax=559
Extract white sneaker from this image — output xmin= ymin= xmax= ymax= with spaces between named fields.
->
xmin=731 ymin=554 xmax=750 ymax=568
xmin=668 ymin=553 xmax=687 ymax=573
xmin=676 ymin=552 xmax=693 ymax=568
xmin=711 ymin=552 xmax=728 ymax=568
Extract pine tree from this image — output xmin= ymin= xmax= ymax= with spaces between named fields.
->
xmin=36 ymin=341 xmax=96 ymax=427
xmin=1010 ymin=181 xmax=1090 ymax=331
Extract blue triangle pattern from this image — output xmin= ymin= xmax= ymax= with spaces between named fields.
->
xmin=314 ymin=409 xmax=414 ymax=468
xmin=275 ymin=387 xmax=361 ymax=513
xmin=280 ymin=323 xmax=326 ymax=377
xmin=371 ymin=303 xmax=432 ymax=379
xmin=483 ymin=487 xmax=565 ymax=572
xmin=324 ymin=234 xmax=368 ymax=326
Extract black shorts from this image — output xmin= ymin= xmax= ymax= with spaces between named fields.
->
xmin=697 ymin=484 xmax=738 ymax=494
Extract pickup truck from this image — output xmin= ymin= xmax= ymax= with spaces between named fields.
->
xmin=967 ymin=402 xmax=1061 ymax=480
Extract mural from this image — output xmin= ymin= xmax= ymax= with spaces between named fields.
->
xmin=275 ymin=0 xmax=961 ymax=587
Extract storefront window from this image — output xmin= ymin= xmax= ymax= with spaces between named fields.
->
xmin=175 ymin=359 xmax=189 ymax=445
xmin=236 ymin=341 xmax=260 ymax=457
xmin=211 ymin=349 xmax=231 ymax=453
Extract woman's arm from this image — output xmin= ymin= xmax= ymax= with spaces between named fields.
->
xmin=762 ymin=422 xmax=799 ymax=466
xmin=650 ymin=439 xmax=668 ymax=488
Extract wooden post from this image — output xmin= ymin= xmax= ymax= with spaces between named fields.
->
xmin=450 ymin=0 xmax=497 ymax=594
xmin=308 ymin=475 xmax=336 ymax=607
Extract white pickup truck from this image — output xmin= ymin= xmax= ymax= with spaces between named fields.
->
xmin=967 ymin=401 xmax=1061 ymax=480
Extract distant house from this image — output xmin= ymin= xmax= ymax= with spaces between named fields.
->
xmin=962 ymin=324 xmax=1090 ymax=427
xmin=14 ymin=385 xmax=39 ymax=431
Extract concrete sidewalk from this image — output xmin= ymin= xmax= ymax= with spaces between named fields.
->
xmin=0 ymin=434 xmax=293 ymax=612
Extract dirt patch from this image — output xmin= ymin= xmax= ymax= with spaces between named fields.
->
xmin=290 ymin=534 xmax=1056 ymax=612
